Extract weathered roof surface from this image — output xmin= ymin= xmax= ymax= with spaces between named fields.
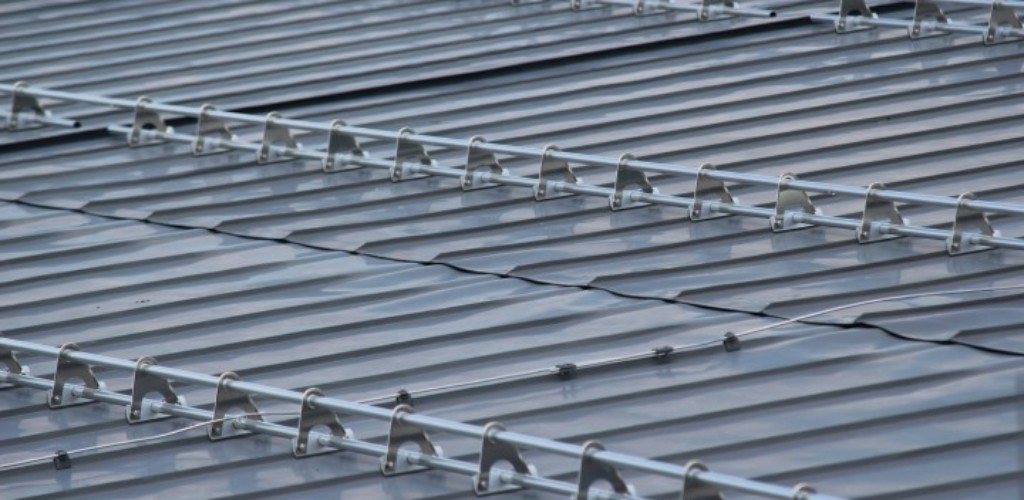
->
xmin=1 ymin=200 xmax=1022 ymax=500
xmin=3 ymin=3 xmax=1023 ymax=354
xmin=3 ymin=1 xmax=1024 ymax=499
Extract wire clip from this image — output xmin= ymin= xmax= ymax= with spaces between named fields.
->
xmin=52 ymin=450 xmax=71 ymax=471
xmin=723 ymin=332 xmax=741 ymax=352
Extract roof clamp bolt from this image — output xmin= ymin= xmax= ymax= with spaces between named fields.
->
xmin=556 ymin=363 xmax=578 ymax=380
xmin=723 ymin=332 xmax=741 ymax=353
xmin=52 ymin=450 xmax=71 ymax=471
xmin=653 ymin=346 xmax=674 ymax=363
xmin=395 ymin=389 xmax=414 ymax=407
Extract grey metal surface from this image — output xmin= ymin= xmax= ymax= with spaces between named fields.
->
xmin=1 ymin=201 xmax=1022 ymax=499
xmin=0 ymin=0 xmax=818 ymax=145
xmin=3 ymin=3 xmax=1024 ymax=354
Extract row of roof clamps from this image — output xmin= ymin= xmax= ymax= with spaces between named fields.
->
xmin=566 ymin=0 xmax=775 ymax=21
xmin=0 ymin=338 xmax=841 ymax=499
xmin=830 ymin=0 xmax=1024 ymax=45
xmin=5 ymin=83 xmax=1024 ymax=257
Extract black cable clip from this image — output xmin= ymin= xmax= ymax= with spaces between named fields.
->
xmin=53 ymin=450 xmax=71 ymax=470
xmin=556 ymin=363 xmax=578 ymax=380
xmin=394 ymin=389 xmax=413 ymax=407
xmin=652 ymin=346 xmax=674 ymax=363
xmin=723 ymin=332 xmax=741 ymax=352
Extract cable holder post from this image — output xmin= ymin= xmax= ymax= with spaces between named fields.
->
xmin=126 ymin=356 xmax=183 ymax=424
xmin=192 ymin=104 xmax=236 ymax=155
xmin=946 ymin=192 xmax=999 ymax=255
xmin=473 ymin=422 xmax=537 ymax=496
xmin=257 ymin=111 xmax=300 ymax=164
xmin=909 ymin=0 xmax=950 ymax=38
xmin=49 ymin=343 xmax=106 ymax=408
xmin=574 ymin=440 xmax=636 ymax=499
xmin=857 ymin=182 xmax=906 ymax=243
xmin=681 ymin=460 xmax=724 ymax=499
xmin=699 ymin=0 xmax=736 ymax=21
xmin=322 ymin=119 xmax=366 ymax=172
xmin=0 ymin=345 xmax=29 ymax=389
xmin=7 ymin=81 xmax=50 ymax=130
xmin=292 ymin=388 xmax=353 ymax=457
xmin=381 ymin=403 xmax=443 ymax=476
xmin=128 ymin=96 xmax=171 ymax=147
xmin=834 ymin=0 xmax=876 ymax=32
xmin=690 ymin=163 xmax=735 ymax=221
xmin=611 ymin=153 xmax=657 ymax=210
xmin=771 ymin=172 xmax=821 ymax=232
xmin=534 ymin=144 xmax=581 ymax=200
xmin=986 ymin=1 xmax=1024 ymax=44
xmin=463 ymin=136 xmax=508 ymax=190
xmin=390 ymin=127 xmax=433 ymax=182
xmin=208 ymin=371 xmax=263 ymax=440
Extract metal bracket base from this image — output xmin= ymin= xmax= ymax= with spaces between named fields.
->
xmin=473 ymin=422 xmax=537 ymax=496
xmin=947 ymin=192 xmax=999 ymax=255
xmin=257 ymin=112 xmax=300 ymax=163
xmin=689 ymin=163 xmax=736 ymax=221
xmin=534 ymin=144 xmax=581 ymax=200
xmin=909 ymin=0 xmax=950 ymax=39
xmin=857 ymin=182 xmax=906 ymax=243
xmin=380 ymin=404 xmax=443 ymax=476
xmin=192 ymin=104 xmax=236 ymax=155
xmin=610 ymin=153 xmax=657 ymax=210
xmin=835 ymin=0 xmax=876 ymax=32
xmin=771 ymin=172 xmax=821 ymax=232
xmin=699 ymin=0 xmax=735 ymax=21
xmin=574 ymin=440 xmax=635 ymax=499
xmin=7 ymin=81 xmax=50 ymax=130
xmin=681 ymin=460 xmax=724 ymax=500
xmin=208 ymin=371 xmax=263 ymax=440
xmin=463 ymin=136 xmax=509 ymax=190
xmin=128 ymin=96 xmax=172 ymax=147
xmin=0 ymin=347 xmax=29 ymax=389
xmin=49 ymin=343 xmax=106 ymax=408
xmin=985 ymin=3 xmax=1024 ymax=44
xmin=127 ymin=356 xmax=182 ymax=424
xmin=292 ymin=388 xmax=353 ymax=457
xmin=322 ymin=119 xmax=366 ymax=172
xmin=390 ymin=127 xmax=433 ymax=182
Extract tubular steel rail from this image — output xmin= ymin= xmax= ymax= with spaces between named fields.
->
xmin=4 ymin=82 xmax=1023 ymax=256
xmin=0 ymin=338 xmax=839 ymax=500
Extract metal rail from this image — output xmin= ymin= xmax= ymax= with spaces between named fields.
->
xmin=4 ymin=82 xmax=1023 ymax=256
xmin=812 ymin=0 xmax=1024 ymax=45
xmin=0 ymin=337 xmax=840 ymax=500
xmin=574 ymin=0 xmax=778 ymax=19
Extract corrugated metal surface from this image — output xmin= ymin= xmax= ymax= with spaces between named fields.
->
xmin=3 ymin=4 xmax=1023 ymax=354
xmin=0 ymin=0 xmax=821 ymax=145
xmin=1 ymin=201 xmax=1023 ymax=500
